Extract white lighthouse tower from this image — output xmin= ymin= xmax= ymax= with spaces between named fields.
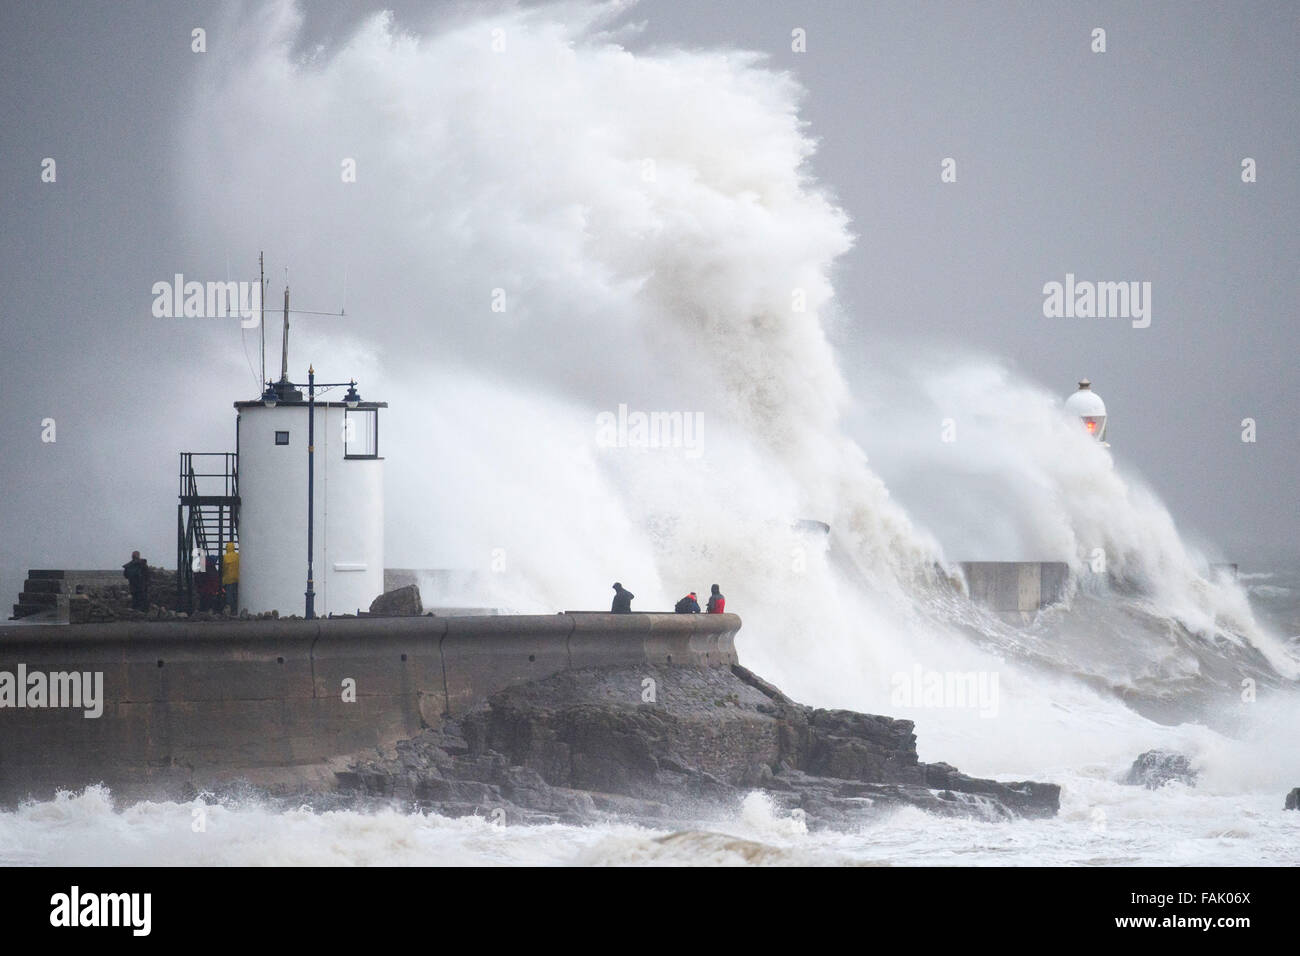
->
xmin=235 ymin=378 xmax=385 ymax=617
xmin=231 ymin=280 xmax=385 ymax=618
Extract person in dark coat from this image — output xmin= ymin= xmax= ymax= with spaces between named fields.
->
xmin=611 ymin=582 xmax=634 ymax=614
xmin=197 ymin=554 xmax=222 ymax=612
xmin=674 ymin=592 xmax=701 ymax=614
xmin=706 ymin=584 xmax=725 ymax=614
xmin=123 ymin=551 xmax=150 ymax=611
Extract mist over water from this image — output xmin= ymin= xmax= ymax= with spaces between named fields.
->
xmin=10 ymin=0 xmax=1279 ymax=863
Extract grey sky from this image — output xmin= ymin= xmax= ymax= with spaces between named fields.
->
xmin=1 ymin=1 xmax=1297 ymax=607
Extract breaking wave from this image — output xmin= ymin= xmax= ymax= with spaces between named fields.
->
xmin=175 ymin=0 xmax=1299 ymax=787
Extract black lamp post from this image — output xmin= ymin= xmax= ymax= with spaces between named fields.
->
xmin=306 ymin=366 xmax=315 ymax=619
xmin=260 ymin=371 xmax=362 ymax=619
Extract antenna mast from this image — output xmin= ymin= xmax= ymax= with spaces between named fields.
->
xmin=280 ymin=284 xmax=290 ymax=382
xmin=258 ymin=251 xmax=266 ymax=387
xmin=251 ymin=255 xmax=346 ymax=391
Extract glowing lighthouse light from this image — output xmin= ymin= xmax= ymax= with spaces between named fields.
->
xmin=1064 ymin=378 xmax=1108 ymax=444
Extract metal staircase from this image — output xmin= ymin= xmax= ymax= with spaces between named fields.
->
xmin=177 ymin=452 xmax=239 ymax=612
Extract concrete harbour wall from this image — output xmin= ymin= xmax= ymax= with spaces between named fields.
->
xmin=0 ymin=612 xmax=740 ymax=803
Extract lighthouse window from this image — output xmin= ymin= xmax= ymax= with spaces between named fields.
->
xmin=344 ymin=408 xmax=378 ymax=458
xmin=274 ymin=431 xmax=290 ymax=446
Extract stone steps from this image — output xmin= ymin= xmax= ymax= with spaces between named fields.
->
xmin=10 ymin=567 xmax=179 ymax=621
xmin=17 ymin=592 xmax=59 ymax=606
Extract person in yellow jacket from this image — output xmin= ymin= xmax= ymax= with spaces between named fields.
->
xmin=222 ymin=542 xmax=240 ymax=614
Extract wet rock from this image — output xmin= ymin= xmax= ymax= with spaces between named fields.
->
xmin=338 ymin=663 xmax=1060 ymax=827
xmin=1123 ymin=750 xmax=1198 ymax=789
xmin=413 ymin=777 xmax=496 ymax=804
xmin=369 ymin=584 xmax=423 ymax=617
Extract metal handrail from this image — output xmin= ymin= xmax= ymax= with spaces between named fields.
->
xmin=178 ymin=452 xmax=240 ymax=499
xmin=177 ymin=452 xmax=240 ymax=611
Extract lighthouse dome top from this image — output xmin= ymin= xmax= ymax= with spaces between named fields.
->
xmin=1064 ymin=378 xmax=1106 ymax=418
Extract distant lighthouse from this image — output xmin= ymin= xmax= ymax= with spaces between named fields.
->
xmin=1064 ymin=378 xmax=1108 ymax=444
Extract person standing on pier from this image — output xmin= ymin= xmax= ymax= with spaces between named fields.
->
xmin=222 ymin=542 xmax=240 ymax=615
xmin=611 ymin=582 xmax=634 ymax=614
xmin=123 ymin=551 xmax=150 ymax=611
xmin=674 ymin=592 xmax=700 ymax=613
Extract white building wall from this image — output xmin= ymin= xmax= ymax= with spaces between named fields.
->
xmin=237 ymin=402 xmax=384 ymax=616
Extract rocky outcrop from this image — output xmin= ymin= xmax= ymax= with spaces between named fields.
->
xmin=337 ymin=662 xmax=1060 ymax=828
xmin=368 ymin=584 xmax=422 ymax=617
xmin=1123 ymin=750 xmax=1198 ymax=789
xmin=1285 ymin=787 xmax=1299 ymax=811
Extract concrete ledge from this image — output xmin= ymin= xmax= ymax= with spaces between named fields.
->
xmin=441 ymin=615 xmax=573 ymax=717
xmin=0 ymin=612 xmax=741 ymax=801
xmin=648 ymin=613 xmax=738 ymax=668
xmin=567 ymin=612 xmax=650 ymax=668
xmin=959 ymin=562 xmax=1070 ymax=624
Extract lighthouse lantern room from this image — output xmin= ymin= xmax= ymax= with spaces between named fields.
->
xmin=1064 ymin=378 xmax=1108 ymax=443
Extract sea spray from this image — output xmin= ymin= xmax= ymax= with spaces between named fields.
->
xmin=177 ymin=1 xmax=1298 ymax=782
